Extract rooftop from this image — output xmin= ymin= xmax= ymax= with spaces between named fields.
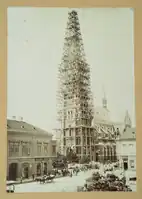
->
xmin=7 ymin=119 xmax=52 ymax=137
xmin=94 ymin=106 xmax=110 ymax=123
xmin=119 ymin=127 xmax=136 ymax=141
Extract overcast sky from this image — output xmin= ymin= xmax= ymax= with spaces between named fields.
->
xmin=7 ymin=7 xmax=135 ymax=132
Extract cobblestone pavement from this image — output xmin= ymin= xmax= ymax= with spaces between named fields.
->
xmin=15 ymin=170 xmax=95 ymax=192
xmin=14 ymin=169 xmax=136 ymax=192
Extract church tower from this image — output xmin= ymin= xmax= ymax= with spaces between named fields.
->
xmin=57 ymin=10 xmax=95 ymax=161
xmin=124 ymin=110 xmax=132 ymax=129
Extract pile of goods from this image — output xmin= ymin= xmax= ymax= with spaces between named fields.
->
xmin=78 ymin=172 xmax=132 ymax=192
xmin=6 ymin=181 xmax=15 ymax=193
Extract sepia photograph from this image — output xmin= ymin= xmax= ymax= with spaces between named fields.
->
xmin=7 ymin=7 xmax=135 ymax=192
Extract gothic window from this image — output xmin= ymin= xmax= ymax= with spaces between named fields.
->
xmin=76 ymin=137 xmax=81 ymax=145
xmin=76 ymin=146 xmax=81 ymax=154
xmin=83 ymin=137 xmax=86 ymax=145
xmin=75 ymin=128 xmax=79 ymax=136
xmin=91 ymin=146 xmax=94 ymax=151
xmin=69 ymin=129 xmax=71 ymax=136
xmin=87 ymin=128 xmax=90 ymax=134
xmin=63 ymin=138 xmax=66 ymax=146
xmin=52 ymin=146 xmax=56 ymax=154
xmin=76 ymin=137 xmax=78 ymax=145
xmin=82 ymin=127 xmax=85 ymax=134
xmin=83 ymin=146 xmax=86 ymax=154
xmin=87 ymin=137 xmax=90 ymax=145
xmin=78 ymin=137 xmax=81 ymax=145
xmin=107 ymin=146 xmax=110 ymax=158
xmin=87 ymin=150 xmax=90 ymax=155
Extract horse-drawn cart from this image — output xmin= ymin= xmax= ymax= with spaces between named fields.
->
xmin=36 ymin=175 xmax=55 ymax=184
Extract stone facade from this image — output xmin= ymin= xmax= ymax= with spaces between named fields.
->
xmin=7 ymin=119 xmax=57 ymax=181
xmin=116 ymin=127 xmax=136 ymax=171
xmin=57 ymin=11 xmax=95 ymax=161
xmin=94 ymin=121 xmax=117 ymax=163
xmin=60 ymin=126 xmax=96 ymax=161
xmin=93 ymin=96 xmax=118 ymax=163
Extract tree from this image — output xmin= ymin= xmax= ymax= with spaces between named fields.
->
xmin=66 ymin=148 xmax=79 ymax=163
xmin=80 ymin=155 xmax=90 ymax=164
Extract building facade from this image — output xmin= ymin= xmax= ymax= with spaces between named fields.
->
xmin=7 ymin=119 xmax=57 ymax=181
xmin=93 ymin=95 xmax=117 ymax=163
xmin=116 ymin=110 xmax=136 ymax=171
xmin=116 ymin=127 xmax=136 ymax=171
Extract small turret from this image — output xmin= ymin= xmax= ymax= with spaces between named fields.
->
xmin=124 ymin=110 xmax=132 ymax=128
xmin=102 ymin=86 xmax=107 ymax=109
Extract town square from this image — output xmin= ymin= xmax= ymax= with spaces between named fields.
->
xmin=7 ymin=8 xmax=135 ymax=192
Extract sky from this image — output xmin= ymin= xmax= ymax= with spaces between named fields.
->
xmin=7 ymin=7 xmax=135 ymax=132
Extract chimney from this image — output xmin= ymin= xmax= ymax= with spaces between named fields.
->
xmin=12 ymin=116 xmax=16 ymax=120
xmin=18 ymin=116 xmax=23 ymax=121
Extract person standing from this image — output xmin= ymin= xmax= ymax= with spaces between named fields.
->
xmin=20 ymin=176 xmax=23 ymax=183
xmin=32 ymin=173 xmax=35 ymax=181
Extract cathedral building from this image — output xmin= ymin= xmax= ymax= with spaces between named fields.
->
xmin=93 ymin=94 xmax=117 ymax=163
xmin=56 ymin=9 xmax=134 ymax=164
xmin=93 ymin=92 xmax=134 ymax=164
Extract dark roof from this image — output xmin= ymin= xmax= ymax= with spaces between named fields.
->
xmin=7 ymin=119 xmax=52 ymax=136
xmin=120 ymin=127 xmax=136 ymax=140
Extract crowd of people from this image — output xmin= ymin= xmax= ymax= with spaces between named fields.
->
xmin=77 ymin=162 xmax=133 ymax=192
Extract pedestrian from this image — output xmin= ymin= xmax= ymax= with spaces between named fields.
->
xmin=20 ymin=176 xmax=23 ymax=183
xmin=83 ymin=183 xmax=88 ymax=191
xmin=32 ymin=173 xmax=35 ymax=181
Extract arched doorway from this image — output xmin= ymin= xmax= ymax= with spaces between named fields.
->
xmin=43 ymin=163 xmax=47 ymax=175
xmin=37 ymin=163 xmax=41 ymax=176
xmin=110 ymin=148 xmax=113 ymax=162
xmin=9 ymin=163 xmax=18 ymax=181
xmin=22 ymin=163 xmax=29 ymax=179
xmin=113 ymin=146 xmax=116 ymax=161
xmin=107 ymin=146 xmax=110 ymax=161
xmin=104 ymin=147 xmax=106 ymax=163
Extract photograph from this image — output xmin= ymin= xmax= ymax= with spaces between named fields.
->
xmin=7 ymin=7 xmax=136 ymax=192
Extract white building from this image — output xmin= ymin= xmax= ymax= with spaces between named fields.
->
xmin=116 ymin=127 xmax=136 ymax=170
xmin=53 ymin=129 xmax=62 ymax=154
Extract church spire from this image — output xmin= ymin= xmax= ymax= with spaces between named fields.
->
xmin=57 ymin=10 xmax=94 ymax=158
xmin=102 ymin=86 xmax=107 ymax=109
xmin=124 ymin=110 xmax=132 ymax=128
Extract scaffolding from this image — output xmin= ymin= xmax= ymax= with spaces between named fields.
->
xmin=56 ymin=10 xmax=95 ymax=159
